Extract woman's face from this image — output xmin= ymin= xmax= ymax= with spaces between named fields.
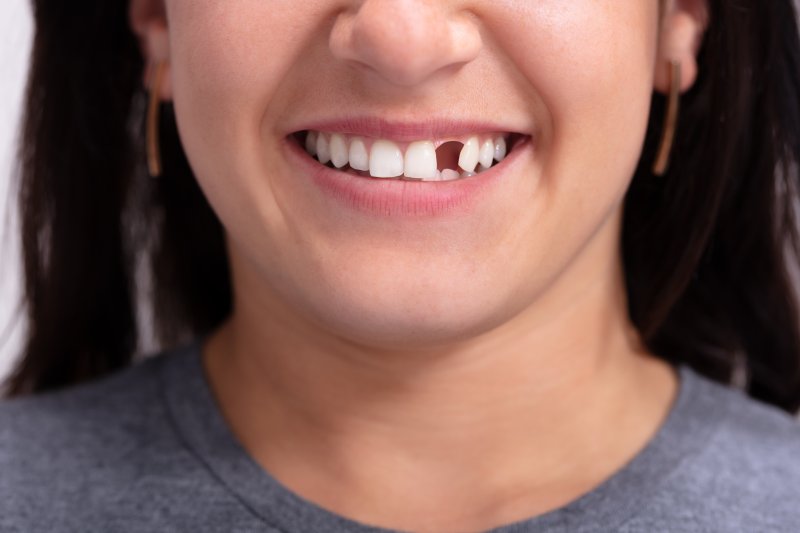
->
xmin=157 ymin=1 xmax=666 ymax=347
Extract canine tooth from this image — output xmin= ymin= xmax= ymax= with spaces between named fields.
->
xmin=461 ymin=171 xmax=477 ymax=178
xmin=494 ymin=137 xmax=507 ymax=162
xmin=370 ymin=140 xmax=404 ymax=178
xmin=316 ymin=134 xmax=331 ymax=164
xmin=458 ymin=136 xmax=480 ymax=173
xmin=305 ymin=131 xmax=318 ymax=156
xmin=404 ymin=141 xmax=438 ymax=179
xmin=441 ymin=169 xmax=461 ymax=181
xmin=349 ymin=138 xmax=369 ymax=171
xmin=479 ymin=139 xmax=494 ymax=168
xmin=329 ymin=134 xmax=348 ymax=168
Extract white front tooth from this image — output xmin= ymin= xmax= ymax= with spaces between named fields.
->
xmin=441 ymin=169 xmax=461 ymax=181
xmin=330 ymin=134 xmax=348 ymax=168
xmin=404 ymin=141 xmax=438 ymax=179
xmin=370 ymin=140 xmax=404 ymax=178
xmin=349 ymin=137 xmax=369 ymax=171
xmin=421 ymin=170 xmax=441 ymax=182
xmin=305 ymin=131 xmax=318 ymax=156
xmin=494 ymin=137 xmax=507 ymax=162
xmin=316 ymin=134 xmax=331 ymax=164
xmin=479 ymin=139 xmax=494 ymax=168
xmin=458 ymin=136 xmax=480 ymax=173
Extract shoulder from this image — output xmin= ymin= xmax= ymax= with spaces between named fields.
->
xmin=0 ymin=352 xmax=166 ymax=454
xmin=628 ymin=370 xmax=800 ymax=531
xmin=0 ymin=354 xmax=169 ymax=530
xmin=692 ymin=374 xmax=800 ymax=492
xmin=0 ymin=345 xmax=273 ymax=532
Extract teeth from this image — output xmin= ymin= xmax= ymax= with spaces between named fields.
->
xmin=479 ymin=139 xmax=494 ymax=168
xmin=316 ymin=134 xmax=331 ymax=165
xmin=494 ymin=137 xmax=507 ymax=162
xmin=441 ymin=169 xmax=461 ymax=181
xmin=349 ymin=138 xmax=369 ymax=171
xmin=330 ymin=134 xmax=349 ymax=168
xmin=370 ymin=140 xmax=404 ymax=178
xmin=305 ymin=131 xmax=318 ymax=157
xmin=404 ymin=141 xmax=438 ymax=180
xmin=302 ymin=130 xmax=514 ymax=181
xmin=458 ymin=136 xmax=480 ymax=173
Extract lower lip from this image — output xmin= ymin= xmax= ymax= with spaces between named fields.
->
xmin=281 ymin=134 xmax=532 ymax=218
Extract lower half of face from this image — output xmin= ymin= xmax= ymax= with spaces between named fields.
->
xmin=168 ymin=0 xmax=659 ymax=348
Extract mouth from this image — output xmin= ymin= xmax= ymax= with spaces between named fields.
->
xmin=281 ymin=118 xmax=533 ymax=218
xmin=287 ymin=129 xmax=529 ymax=182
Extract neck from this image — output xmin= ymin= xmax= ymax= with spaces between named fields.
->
xmin=202 ymin=216 xmax=678 ymax=531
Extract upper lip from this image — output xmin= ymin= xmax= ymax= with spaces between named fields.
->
xmin=288 ymin=116 xmax=526 ymax=142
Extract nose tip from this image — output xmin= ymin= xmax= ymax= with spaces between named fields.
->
xmin=330 ymin=0 xmax=483 ymax=87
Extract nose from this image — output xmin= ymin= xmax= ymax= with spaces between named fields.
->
xmin=329 ymin=0 xmax=483 ymax=87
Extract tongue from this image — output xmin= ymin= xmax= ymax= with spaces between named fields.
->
xmin=436 ymin=141 xmax=464 ymax=171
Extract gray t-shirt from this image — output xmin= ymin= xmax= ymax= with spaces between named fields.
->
xmin=2 ymin=338 xmax=800 ymax=532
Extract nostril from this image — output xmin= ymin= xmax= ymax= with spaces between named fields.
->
xmin=436 ymin=141 xmax=464 ymax=171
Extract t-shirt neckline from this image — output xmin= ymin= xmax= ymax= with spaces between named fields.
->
xmin=158 ymin=337 xmax=730 ymax=533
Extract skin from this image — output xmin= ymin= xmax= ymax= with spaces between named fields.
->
xmin=130 ymin=1 xmax=709 ymax=531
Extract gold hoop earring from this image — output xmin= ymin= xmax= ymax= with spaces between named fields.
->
xmin=146 ymin=61 xmax=167 ymax=178
xmin=652 ymin=60 xmax=681 ymax=176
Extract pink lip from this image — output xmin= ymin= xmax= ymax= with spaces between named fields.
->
xmin=281 ymin=133 xmax=532 ymax=219
xmin=287 ymin=116 xmax=524 ymax=142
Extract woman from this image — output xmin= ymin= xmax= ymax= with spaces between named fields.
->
xmin=2 ymin=0 xmax=800 ymax=531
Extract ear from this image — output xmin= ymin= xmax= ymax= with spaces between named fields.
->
xmin=129 ymin=0 xmax=172 ymax=101
xmin=654 ymin=0 xmax=709 ymax=94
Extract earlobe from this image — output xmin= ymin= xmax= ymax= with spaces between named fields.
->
xmin=654 ymin=53 xmax=696 ymax=96
xmin=144 ymin=53 xmax=173 ymax=102
xmin=654 ymin=0 xmax=709 ymax=94
xmin=140 ymin=25 xmax=173 ymax=102
xmin=129 ymin=0 xmax=172 ymax=101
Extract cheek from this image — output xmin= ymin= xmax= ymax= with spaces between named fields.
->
xmin=166 ymin=1 xmax=317 ymax=233
xmin=168 ymin=1 xmax=315 ymax=110
xmin=494 ymin=1 xmax=658 ymax=214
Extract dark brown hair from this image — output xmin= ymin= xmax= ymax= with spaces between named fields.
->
xmin=4 ymin=0 xmax=800 ymax=413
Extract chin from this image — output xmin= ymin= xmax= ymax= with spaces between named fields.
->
xmin=284 ymin=273 xmax=525 ymax=350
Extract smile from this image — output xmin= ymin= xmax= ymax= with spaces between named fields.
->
xmin=292 ymin=130 xmax=525 ymax=181
xmin=282 ymin=119 xmax=533 ymax=218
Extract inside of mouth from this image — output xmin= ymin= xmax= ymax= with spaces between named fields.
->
xmin=435 ymin=141 xmax=464 ymax=171
xmin=289 ymin=131 xmax=526 ymax=179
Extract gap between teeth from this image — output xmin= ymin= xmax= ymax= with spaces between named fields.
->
xmin=304 ymin=131 xmax=509 ymax=181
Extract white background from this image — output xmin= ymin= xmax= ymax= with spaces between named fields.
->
xmin=1 ymin=3 xmax=800 ymax=384
xmin=0 ymin=0 xmax=32 ymax=384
